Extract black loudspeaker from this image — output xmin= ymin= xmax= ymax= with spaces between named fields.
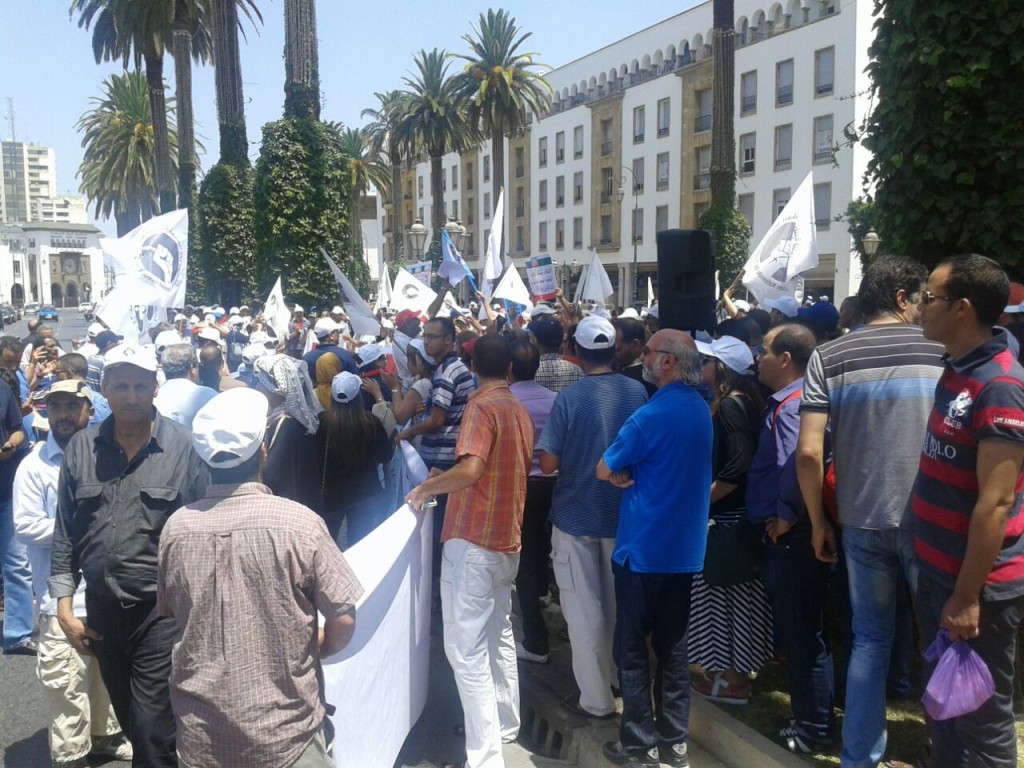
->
xmin=656 ymin=228 xmax=716 ymax=332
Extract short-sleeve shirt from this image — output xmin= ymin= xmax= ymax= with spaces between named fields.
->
xmin=912 ymin=331 xmax=1024 ymax=599
xmin=535 ymin=353 xmax=584 ymax=393
xmin=800 ymin=323 xmax=944 ymax=529
xmin=441 ymin=383 xmax=534 ymax=553
xmin=157 ymin=483 xmax=363 ymax=768
xmin=537 ymin=373 xmax=648 ymax=537
xmin=603 ymin=381 xmax=713 ymax=573
xmin=420 ymin=353 xmax=475 ymax=471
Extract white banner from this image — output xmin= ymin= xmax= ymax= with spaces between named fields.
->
xmin=263 ymin=277 xmax=292 ymax=344
xmin=741 ymin=172 xmax=818 ymax=302
xmin=320 ymin=248 xmax=381 ymax=338
xmin=493 ymin=265 xmax=533 ymax=309
xmin=325 ymin=443 xmax=430 ymax=768
xmin=389 ymin=268 xmax=437 ymax=315
xmin=578 ymin=249 xmax=614 ymax=305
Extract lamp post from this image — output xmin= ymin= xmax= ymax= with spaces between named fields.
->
xmin=442 ymin=217 xmax=470 ymax=299
xmin=407 ymin=218 xmax=428 ymax=260
xmin=862 ymin=229 xmax=881 ymax=259
xmin=618 ymin=165 xmax=640 ymax=306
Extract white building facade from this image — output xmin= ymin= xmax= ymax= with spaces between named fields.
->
xmin=389 ymin=0 xmax=874 ymax=306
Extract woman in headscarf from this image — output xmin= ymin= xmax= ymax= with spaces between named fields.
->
xmin=253 ymin=353 xmax=324 ymax=512
xmin=314 ymin=352 xmax=342 ymax=411
xmin=317 ymin=371 xmax=394 ymax=546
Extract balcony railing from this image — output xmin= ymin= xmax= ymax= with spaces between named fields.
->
xmin=775 ymin=157 xmax=793 ymax=171
xmin=693 ymin=173 xmax=710 ymax=190
xmin=777 ymin=85 xmax=793 ymax=105
xmin=600 ymin=190 xmax=612 ymax=204
xmin=601 ymin=140 xmax=613 ymax=156
xmin=657 ymin=125 xmax=669 ymax=137
xmin=634 ymin=132 xmax=645 ymax=143
xmin=694 ymin=114 xmax=712 ymax=133
xmin=556 ymin=148 xmax=565 ymax=162
xmin=816 ymin=82 xmax=833 ymax=95
xmin=741 ymin=95 xmax=756 ymax=114
xmin=814 ymin=148 xmax=832 ymax=163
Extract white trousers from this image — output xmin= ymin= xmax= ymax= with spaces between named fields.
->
xmin=550 ymin=524 xmax=617 ymax=716
xmin=441 ymin=538 xmax=521 ymax=768
xmin=37 ymin=613 xmax=122 ymax=763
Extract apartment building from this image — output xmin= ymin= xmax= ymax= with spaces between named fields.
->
xmin=384 ymin=0 xmax=872 ymax=306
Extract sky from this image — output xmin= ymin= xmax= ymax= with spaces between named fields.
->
xmin=0 ymin=1 xmax=705 ymax=236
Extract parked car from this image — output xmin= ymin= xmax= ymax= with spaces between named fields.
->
xmin=39 ymin=305 xmax=59 ymax=322
xmin=0 ymin=305 xmax=17 ymax=324
xmin=23 ymin=303 xmax=40 ymax=317
xmin=78 ymin=301 xmax=93 ymax=313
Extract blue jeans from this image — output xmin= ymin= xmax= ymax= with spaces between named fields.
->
xmin=761 ymin=529 xmax=835 ymax=743
xmin=613 ymin=560 xmax=694 ymax=751
xmin=1 ymin=496 xmax=34 ymax=650
xmin=840 ymin=527 xmax=917 ymax=768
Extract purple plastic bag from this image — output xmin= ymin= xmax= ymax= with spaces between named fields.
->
xmin=921 ymin=629 xmax=995 ymax=721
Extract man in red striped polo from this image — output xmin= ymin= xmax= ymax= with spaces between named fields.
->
xmin=914 ymin=253 xmax=1024 ymax=768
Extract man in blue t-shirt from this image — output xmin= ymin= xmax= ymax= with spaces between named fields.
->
xmin=537 ymin=315 xmax=647 ymax=719
xmin=597 ymin=329 xmax=712 ymax=768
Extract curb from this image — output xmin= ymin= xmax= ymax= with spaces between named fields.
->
xmin=689 ymin=696 xmax=810 ymax=768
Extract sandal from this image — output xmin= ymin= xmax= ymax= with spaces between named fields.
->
xmin=691 ymin=672 xmax=750 ymax=705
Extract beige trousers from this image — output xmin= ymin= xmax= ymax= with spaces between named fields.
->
xmin=36 ymin=613 xmax=122 ymax=763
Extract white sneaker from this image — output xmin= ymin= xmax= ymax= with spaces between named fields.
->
xmin=91 ymin=734 xmax=133 ymax=761
xmin=515 ymin=640 xmax=549 ymax=664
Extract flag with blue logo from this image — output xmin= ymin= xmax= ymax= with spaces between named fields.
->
xmin=438 ymin=230 xmax=476 ymax=290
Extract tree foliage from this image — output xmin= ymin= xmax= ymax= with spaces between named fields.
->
xmin=699 ymin=202 xmax=751 ymax=291
xmin=252 ymin=118 xmax=364 ymax=307
xmin=864 ymin=1 xmax=1024 ymax=272
xmin=197 ymin=162 xmax=256 ymax=304
xmin=841 ymin=197 xmax=879 ymax=272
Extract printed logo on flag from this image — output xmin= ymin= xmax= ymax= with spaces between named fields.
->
xmin=139 ymin=231 xmax=182 ymax=292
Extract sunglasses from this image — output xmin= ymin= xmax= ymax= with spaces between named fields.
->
xmin=921 ymin=291 xmax=959 ymax=305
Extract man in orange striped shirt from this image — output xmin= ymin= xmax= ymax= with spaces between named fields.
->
xmin=407 ymin=333 xmax=534 ymax=768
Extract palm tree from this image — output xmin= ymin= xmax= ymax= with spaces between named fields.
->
xmin=396 ymin=49 xmax=479 ymax=237
xmin=77 ymin=71 xmax=178 ymax=236
xmin=70 ymin=0 xmax=178 ymax=214
xmin=284 ymin=0 xmax=319 ymax=119
xmin=340 ymin=125 xmax=391 ymax=260
xmin=362 ymin=90 xmax=411 ymax=262
xmin=452 ymin=8 xmax=551 ymax=209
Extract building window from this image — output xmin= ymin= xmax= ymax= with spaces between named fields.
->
xmin=695 ymin=89 xmax=712 ymax=132
xmin=740 ymin=71 xmax=757 ymax=115
xmin=451 ymin=166 xmax=458 ymax=191
xmin=556 ymin=176 xmax=565 ymax=207
xmin=738 ymin=193 xmax=754 ymax=229
xmin=418 ymin=176 xmax=424 ymax=197
xmin=516 ymin=225 xmax=525 ymax=253
xmin=600 ymin=120 xmax=613 ymax=156
xmin=632 ymin=157 xmax=645 ymax=193
xmin=484 ymin=192 xmax=491 ymax=220
xmin=814 ymin=182 xmax=832 ymax=229
xmin=418 ymin=206 xmax=424 ymax=222
xmin=556 ymin=131 xmax=565 ymax=163
xmin=776 ymin=59 xmax=794 ymax=106
xmin=633 ymin=106 xmax=646 ymax=143
xmin=601 ymin=167 xmax=615 ymax=204
xmin=452 ymin=200 xmax=458 ymax=219
xmin=632 ymin=207 xmax=644 ymax=243
xmin=466 ymin=234 xmax=474 ymax=255
xmin=657 ymin=152 xmax=670 ymax=190
xmin=443 ymin=174 xmax=447 ymax=192
xmin=555 ymin=219 xmax=565 ymax=250
xmin=467 ymin=197 xmax=475 ymax=225
xmin=466 ymin=162 xmax=474 ymax=190
xmin=813 ymin=115 xmax=834 ymax=164
xmin=772 ymin=187 xmax=791 ymax=219
xmin=539 ymin=221 xmax=548 ymax=250
xmin=694 ymin=202 xmax=710 ymax=222
xmin=539 ymin=179 xmax=548 ymax=210
xmin=515 ymin=147 xmax=525 ymax=178
xmin=657 ymin=98 xmax=670 ymax=137
xmin=573 ymin=171 xmax=584 ymax=203
xmin=574 ymin=125 xmax=584 ymax=158
xmin=695 ymin=147 xmax=711 ymax=190
xmin=538 ymin=137 xmax=548 ymax=168
xmin=815 ymin=47 xmax=835 ymax=96
xmin=573 ymin=217 xmax=583 ymax=248
xmin=774 ymin=124 xmax=793 ymax=170
xmin=655 ymin=204 xmax=669 ymax=233
xmin=740 ymin=133 xmax=756 ymax=175
xmin=515 ymin=188 xmax=525 ymax=218
xmin=600 ymin=214 xmax=613 ymax=245
xmin=483 ymin=156 xmax=491 ymax=182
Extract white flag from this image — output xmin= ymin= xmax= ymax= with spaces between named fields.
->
xmin=579 ymin=249 xmax=614 ymax=305
xmin=264 ymin=276 xmax=292 ymax=343
xmin=375 ymin=253 xmax=392 ymax=314
xmin=647 ymin=275 xmax=655 ymax=308
xmin=319 ymin=248 xmax=381 ymax=338
xmin=492 ymin=265 xmax=533 ymax=309
xmin=390 ymin=268 xmax=438 ymax=315
xmin=741 ymin=172 xmax=818 ymax=302
xmin=482 ymin=189 xmax=505 ymax=299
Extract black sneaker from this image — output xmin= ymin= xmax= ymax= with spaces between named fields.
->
xmin=778 ymin=724 xmax=833 ymax=755
xmin=659 ymin=740 xmax=689 ymax=768
xmin=602 ymin=740 xmax=659 ymax=767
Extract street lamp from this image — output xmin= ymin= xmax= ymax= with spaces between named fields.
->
xmin=618 ymin=165 xmax=640 ymax=306
xmin=408 ymin=218 xmax=429 ymax=260
xmin=442 ymin=217 xmax=466 ymax=253
xmin=862 ymin=229 xmax=881 ymax=258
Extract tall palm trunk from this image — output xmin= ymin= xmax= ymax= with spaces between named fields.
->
xmin=144 ymin=49 xmax=177 ymax=214
xmin=284 ymin=0 xmax=320 ymax=120
xmin=389 ymin=151 xmax=403 ymax=260
xmin=710 ymin=0 xmax=736 ymax=205
xmin=212 ymin=0 xmax=249 ymax=165
xmin=173 ymin=0 xmax=195 ymax=206
xmin=490 ymin=127 xmax=504 ymax=211
xmin=430 ymin=151 xmax=445 ymax=235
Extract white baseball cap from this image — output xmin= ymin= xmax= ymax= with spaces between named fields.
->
xmin=761 ymin=296 xmax=801 ymax=318
xmin=575 ymin=315 xmax=616 ymax=350
xmin=196 ymin=327 xmax=221 ymax=343
xmin=192 ymin=389 xmax=270 ymax=469
xmin=618 ymin=307 xmax=641 ymax=320
xmin=409 ymin=338 xmax=435 ymax=366
xmin=314 ymin=318 xmax=340 ymax=339
xmin=331 ymin=305 xmax=344 ymax=315
xmin=241 ymin=343 xmax=271 ymax=365
xmin=530 ymin=304 xmax=556 ymax=318
xmin=356 ymin=343 xmax=383 ymax=369
xmin=695 ymin=336 xmax=755 ymax=375
xmin=1004 ymin=302 xmax=1024 ymax=314
xmin=103 ymin=343 xmax=158 ymax=373
xmin=293 ymin=304 xmax=305 ymax=314
xmin=733 ymin=299 xmax=752 ymax=313
xmin=331 ymin=371 xmax=362 ymax=403
xmin=154 ymin=330 xmax=182 ymax=352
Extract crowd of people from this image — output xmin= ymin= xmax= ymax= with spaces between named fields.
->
xmin=0 ymin=253 xmax=1022 ymax=768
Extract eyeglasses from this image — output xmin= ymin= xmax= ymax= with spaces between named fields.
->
xmin=421 ymin=332 xmax=445 ymax=340
xmin=643 ymin=345 xmax=672 ymax=357
xmin=921 ymin=291 xmax=959 ymax=305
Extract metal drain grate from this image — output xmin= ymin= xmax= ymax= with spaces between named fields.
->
xmin=519 ymin=695 xmax=574 ymax=760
